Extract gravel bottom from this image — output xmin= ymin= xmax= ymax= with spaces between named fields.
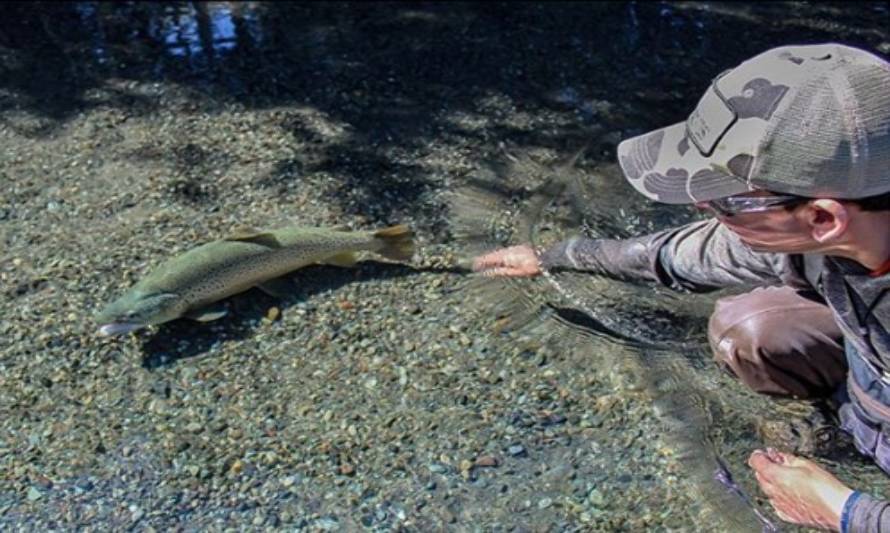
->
xmin=0 ymin=80 xmax=704 ymax=532
xmin=2 ymin=3 xmax=889 ymax=532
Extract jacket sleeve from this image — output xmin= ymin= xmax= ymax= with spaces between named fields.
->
xmin=538 ymin=218 xmax=810 ymax=293
xmin=847 ymin=493 xmax=890 ymax=533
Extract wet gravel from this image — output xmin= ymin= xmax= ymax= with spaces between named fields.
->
xmin=2 ymin=2 xmax=889 ymax=531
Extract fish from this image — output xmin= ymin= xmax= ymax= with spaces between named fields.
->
xmin=95 ymin=224 xmax=414 ymax=336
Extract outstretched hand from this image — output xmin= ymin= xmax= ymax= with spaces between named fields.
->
xmin=748 ymin=448 xmax=854 ymax=531
xmin=472 ymin=244 xmax=542 ymax=277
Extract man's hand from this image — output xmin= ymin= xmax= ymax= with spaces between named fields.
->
xmin=472 ymin=244 xmax=542 ymax=277
xmin=748 ymin=448 xmax=854 ymax=531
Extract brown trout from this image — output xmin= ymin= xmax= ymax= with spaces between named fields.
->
xmin=96 ymin=225 xmax=414 ymax=336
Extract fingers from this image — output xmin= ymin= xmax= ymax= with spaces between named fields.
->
xmin=478 ymin=266 xmax=535 ymax=278
xmin=472 ymin=246 xmax=539 ymax=277
xmin=472 ymin=253 xmax=501 ymax=271
xmin=749 ymin=448 xmax=794 ymax=490
xmin=479 ymin=267 xmax=512 ymax=277
xmin=748 ymin=449 xmax=777 ymax=472
xmin=472 ymin=247 xmax=516 ymax=271
xmin=749 ymin=448 xmax=795 ymax=470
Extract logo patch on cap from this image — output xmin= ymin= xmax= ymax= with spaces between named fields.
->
xmin=686 ymin=86 xmax=737 ymax=157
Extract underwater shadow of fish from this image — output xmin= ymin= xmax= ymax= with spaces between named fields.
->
xmin=140 ymin=260 xmax=466 ymax=369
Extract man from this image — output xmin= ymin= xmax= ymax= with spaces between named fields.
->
xmin=473 ymin=43 xmax=890 ymax=532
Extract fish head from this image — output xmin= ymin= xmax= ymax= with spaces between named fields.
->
xmin=95 ymin=291 xmax=183 ymax=336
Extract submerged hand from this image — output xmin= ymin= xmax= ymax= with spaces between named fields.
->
xmin=472 ymin=245 xmax=542 ymax=277
xmin=748 ymin=448 xmax=854 ymax=531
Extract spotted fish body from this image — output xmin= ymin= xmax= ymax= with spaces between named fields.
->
xmin=96 ymin=225 xmax=413 ymax=336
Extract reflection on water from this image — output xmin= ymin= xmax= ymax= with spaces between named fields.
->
xmin=76 ymin=2 xmax=261 ymax=61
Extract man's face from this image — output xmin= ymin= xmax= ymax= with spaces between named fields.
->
xmin=696 ymin=191 xmax=823 ymax=253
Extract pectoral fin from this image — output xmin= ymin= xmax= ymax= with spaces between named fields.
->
xmin=320 ymin=251 xmax=358 ymax=267
xmin=224 ymin=226 xmax=282 ymax=248
xmin=257 ymin=277 xmax=294 ymax=298
xmin=185 ymin=304 xmax=229 ymax=322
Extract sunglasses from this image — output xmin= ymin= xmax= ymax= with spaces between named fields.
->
xmin=706 ymin=195 xmax=807 ymax=217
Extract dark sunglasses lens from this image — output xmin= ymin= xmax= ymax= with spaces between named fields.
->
xmin=707 ymin=199 xmax=733 ymax=216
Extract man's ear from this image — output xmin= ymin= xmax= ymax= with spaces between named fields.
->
xmin=807 ymin=199 xmax=849 ymax=243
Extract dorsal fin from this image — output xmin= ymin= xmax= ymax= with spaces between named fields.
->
xmin=224 ymin=226 xmax=282 ymax=248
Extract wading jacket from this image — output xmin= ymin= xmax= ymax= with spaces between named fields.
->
xmin=540 ymin=218 xmax=890 ymax=533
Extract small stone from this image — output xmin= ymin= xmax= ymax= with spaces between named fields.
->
xmin=185 ymin=422 xmax=203 ymax=433
xmin=474 ymin=455 xmax=499 ymax=468
xmin=315 ymin=517 xmax=339 ymax=530
xmin=339 ymin=464 xmax=355 ymax=476
xmin=266 ymin=307 xmax=280 ymax=321
xmin=537 ymin=497 xmax=552 ymax=509
xmin=129 ymin=505 xmax=144 ymax=522
xmin=337 ymin=300 xmax=354 ymax=310
xmin=27 ymin=487 xmax=42 ymax=501
xmin=588 ymin=488 xmax=605 ymax=506
xmin=230 ymin=460 xmax=244 ymax=474
xmin=507 ymin=445 xmax=526 ymax=457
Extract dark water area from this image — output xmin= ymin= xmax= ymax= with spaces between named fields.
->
xmin=2 ymin=1 xmax=887 ymax=228
xmin=2 ymin=2 xmax=888 ymax=224
xmin=2 ymin=2 xmax=890 ymax=531
xmin=4 ymin=2 xmax=888 ymax=155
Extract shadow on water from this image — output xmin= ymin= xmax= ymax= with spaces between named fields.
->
xmin=138 ymin=260 xmax=465 ymax=369
xmin=1 ymin=2 xmax=887 ymax=225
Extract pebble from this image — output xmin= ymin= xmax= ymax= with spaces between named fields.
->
xmin=588 ymin=489 xmax=606 ymax=507
xmin=474 ymin=455 xmax=499 ymax=467
xmin=129 ymin=505 xmax=144 ymax=522
xmin=428 ymin=463 xmax=447 ymax=474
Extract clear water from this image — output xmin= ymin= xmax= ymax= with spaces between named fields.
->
xmin=2 ymin=2 xmax=889 ymax=531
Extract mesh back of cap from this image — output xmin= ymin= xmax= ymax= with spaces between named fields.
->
xmin=755 ymin=56 xmax=890 ymax=198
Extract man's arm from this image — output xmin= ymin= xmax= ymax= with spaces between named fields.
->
xmin=846 ymin=492 xmax=890 ymax=533
xmin=539 ymin=218 xmax=809 ymax=292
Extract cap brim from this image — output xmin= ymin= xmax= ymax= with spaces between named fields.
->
xmin=616 ymin=122 xmax=754 ymax=204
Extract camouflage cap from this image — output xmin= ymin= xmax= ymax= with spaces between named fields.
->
xmin=617 ymin=43 xmax=890 ymax=204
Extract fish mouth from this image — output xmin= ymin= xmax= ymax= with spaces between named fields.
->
xmin=97 ymin=322 xmax=144 ymax=336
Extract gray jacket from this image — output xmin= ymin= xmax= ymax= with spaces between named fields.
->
xmin=540 ymin=218 xmax=890 ymax=533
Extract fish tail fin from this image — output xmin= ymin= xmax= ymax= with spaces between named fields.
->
xmin=373 ymin=224 xmax=414 ymax=262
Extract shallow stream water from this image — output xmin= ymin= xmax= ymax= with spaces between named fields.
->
xmin=2 ymin=2 xmax=889 ymax=531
